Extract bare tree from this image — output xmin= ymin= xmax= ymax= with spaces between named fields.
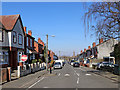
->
xmin=84 ymin=2 xmax=120 ymax=40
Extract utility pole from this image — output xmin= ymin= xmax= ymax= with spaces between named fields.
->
xmin=46 ymin=34 xmax=48 ymax=71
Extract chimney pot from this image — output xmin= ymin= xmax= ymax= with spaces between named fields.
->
xmin=93 ymin=42 xmax=96 ymax=47
xmin=24 ymin=27 xmax=26 ymax=34
xmin=28 ymin=30 xmax=32 ymax=36
xmin=88 ymin=46 xmax=91 ymax=49
xmin=81 ymin=50 xmax=83 ymax=53
xmin=99 ymin=38 xmax=103 ymax=44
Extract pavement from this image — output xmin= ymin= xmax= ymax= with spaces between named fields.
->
xmin=2 ymin=62 xmax=119 ymax=89
xmin=80 ymin=66 xmax=119 ymax=83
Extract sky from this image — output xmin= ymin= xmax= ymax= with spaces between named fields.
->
xmin=2 ymin=2 xmax=98 ymax=56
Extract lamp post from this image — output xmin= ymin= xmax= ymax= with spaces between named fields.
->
xmin=46 ymin=34 xmax=55 ymax=71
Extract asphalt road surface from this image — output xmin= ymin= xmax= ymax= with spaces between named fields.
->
xmin=2 ymin=61 xmax=119 ymax=89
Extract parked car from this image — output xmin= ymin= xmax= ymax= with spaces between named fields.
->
xmin=73 ymin=62 xmax=80 ymax=67
xmin=70 ymin=60 xmax=75 ymax=66
xmin=97 ymin=62 xmax=109 ymax=70
xmin=54 ymin=62 xmax=62 ymax=69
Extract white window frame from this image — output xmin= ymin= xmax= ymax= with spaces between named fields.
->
xmin=0 ymin=30 xmax=3 ymax=42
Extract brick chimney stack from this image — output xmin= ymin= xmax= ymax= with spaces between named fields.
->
xmin=38 ymin=38 xmax=41 ymax=43
xmin=81 ymin=50 xmax=83 ymax=53
xmin=99 ymin=38 xmax=103 ymax=44
xmin=24 ymin=27 xmax=26 ymax=34
xmin=84 ymin=48 xmax=86 ymax=52
xmin=92 ymin=42 xmax=96 ymax=48
xmin=88 ymin=46 xmax=91 ymax=50
xmin=28 ymin=30 xmax=32 ymax=36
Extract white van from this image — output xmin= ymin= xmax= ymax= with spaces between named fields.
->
xmin=55 ymin=60 xmax=63 ymax=67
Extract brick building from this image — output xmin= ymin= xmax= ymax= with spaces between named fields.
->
xmin=0 ymin=14 xmax=25 ymax=69
xmin=24 ymin=27 xmax=37 ymax=64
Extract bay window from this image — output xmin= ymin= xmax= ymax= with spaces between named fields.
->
xmin=0 ymin=51 xmax=8 ymax=64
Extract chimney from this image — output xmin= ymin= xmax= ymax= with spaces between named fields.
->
xmin=88 ymin=46 xmax=91 ymax=50
xmin=24 ymin=27 xmax=27 ymax=34
xmin=38 ymin=38 xmax=41 ymax=43
xmin=81 ymin=50 xmax=83 ymax=53
xmin=28 ymin=30 xmax=32 ymax=36
xmin=84 ymin=48 xmax=86 ymax=52
xmin=92 ymin=42 xmax=96 ymax=47
xmin=99 ymin=38 xmax=103 ymax=44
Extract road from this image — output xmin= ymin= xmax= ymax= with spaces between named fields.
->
xmin=2 ymin=62 xmax=118 ymax=89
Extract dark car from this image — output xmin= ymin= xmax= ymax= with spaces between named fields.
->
xmin=73 ymin=62 xmax=80 ymax=67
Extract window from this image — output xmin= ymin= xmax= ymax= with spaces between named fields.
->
xmin=0 ymin=30 xmax=3 ymax=42
xmin=0 ymin=51 xmax=8 ymax=64
xmin=18 ymin=52 xmax=24 ymax=62
xmin=13 ymin=31 xmax=17 ymax=43
xmin=18 ymin=34 xmax=23 ymax=45
xmin=30 ymin=39 xmax=32 ymax=47
xmin=27 ymin=37 xmax=28 ymax=46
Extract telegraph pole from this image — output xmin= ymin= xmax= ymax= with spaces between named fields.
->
xmin=46 ymin=34 xmax=48 ymax=71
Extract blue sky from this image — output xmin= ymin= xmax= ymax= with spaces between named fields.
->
xmin=2 ymin=2 xmax=97 ymax=56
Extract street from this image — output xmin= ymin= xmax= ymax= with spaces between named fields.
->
xmin=2 ymin=61 xmax=118 ymax=89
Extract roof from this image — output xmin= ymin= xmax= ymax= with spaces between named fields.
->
xmin=0 ymin=14 xmax=20 ymax=30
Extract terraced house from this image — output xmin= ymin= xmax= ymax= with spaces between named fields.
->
xmin=0 ymin=14 xmax=25 ymax=69
xmin=79 ymin=38 xmax=118 ymax=65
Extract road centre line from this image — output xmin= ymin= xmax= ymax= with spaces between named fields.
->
xmin=28 ymin=77 xmax=45 ymax=89
xmin=76 ymin=73 xmax=80 ymax=76
xmin=58 ymin=73 xmax=61 ymax=76
xmin=77 ymin=77 xmax=79 ymax=84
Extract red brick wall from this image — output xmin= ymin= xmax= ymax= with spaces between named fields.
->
xmin=34 ymin=41 xmax=38 ymax=52
xmin=0 ymin=68 xmax=7 ymax=82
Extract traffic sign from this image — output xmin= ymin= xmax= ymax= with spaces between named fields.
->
xmin=21 ymin=55 xmax=28 ymax=62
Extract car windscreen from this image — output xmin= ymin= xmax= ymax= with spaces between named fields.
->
xmin=71 ymin=60 xmax=74 ymax=62
xmin=54 ymin=62 xmax=61 ymax=65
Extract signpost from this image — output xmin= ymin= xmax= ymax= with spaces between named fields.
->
xmin=21 ymin=55 xmax=28 ymax=62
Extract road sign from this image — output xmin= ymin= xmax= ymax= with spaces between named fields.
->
xmin=21 ymin=55 xmax=28 ymax=62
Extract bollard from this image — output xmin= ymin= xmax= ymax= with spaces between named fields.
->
xmin=17 ymin=66 xmax=20 ymax=78
xmin=34 ymin=63 xmax=37 ymax=71
xmin=28 ymin=64 xmax=31 ymax=73
xmin=50 ymin=67 xmax=52 ymax=74
xmin=7 ymin=67 xmax=11 ymax=82
xmin=37 ymin=62 xmax=40 ymax=70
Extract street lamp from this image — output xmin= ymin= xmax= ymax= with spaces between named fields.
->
xmin=46 ymin=34 xmax=55 ymax=71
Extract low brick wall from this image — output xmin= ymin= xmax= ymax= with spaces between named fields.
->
xmin=0 ymin=68 xmax=7 ymax=83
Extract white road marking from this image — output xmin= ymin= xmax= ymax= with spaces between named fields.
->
xmin=28 ymin=77 xmax=44 ymax=88
xmin=43 ymin=87 xmax=49 ymax=88
xmin=76 ymin=73 xmax=80 ymax=76
xmin=58 ymin=73 xmax=61 ymax=76
xmin=65 ymin=74 xmax=70 ymax=77
xmin=85 ymin=74 xmax=91 ymax=76
xmin=77 ymin=77 xmax=79 ymax=84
